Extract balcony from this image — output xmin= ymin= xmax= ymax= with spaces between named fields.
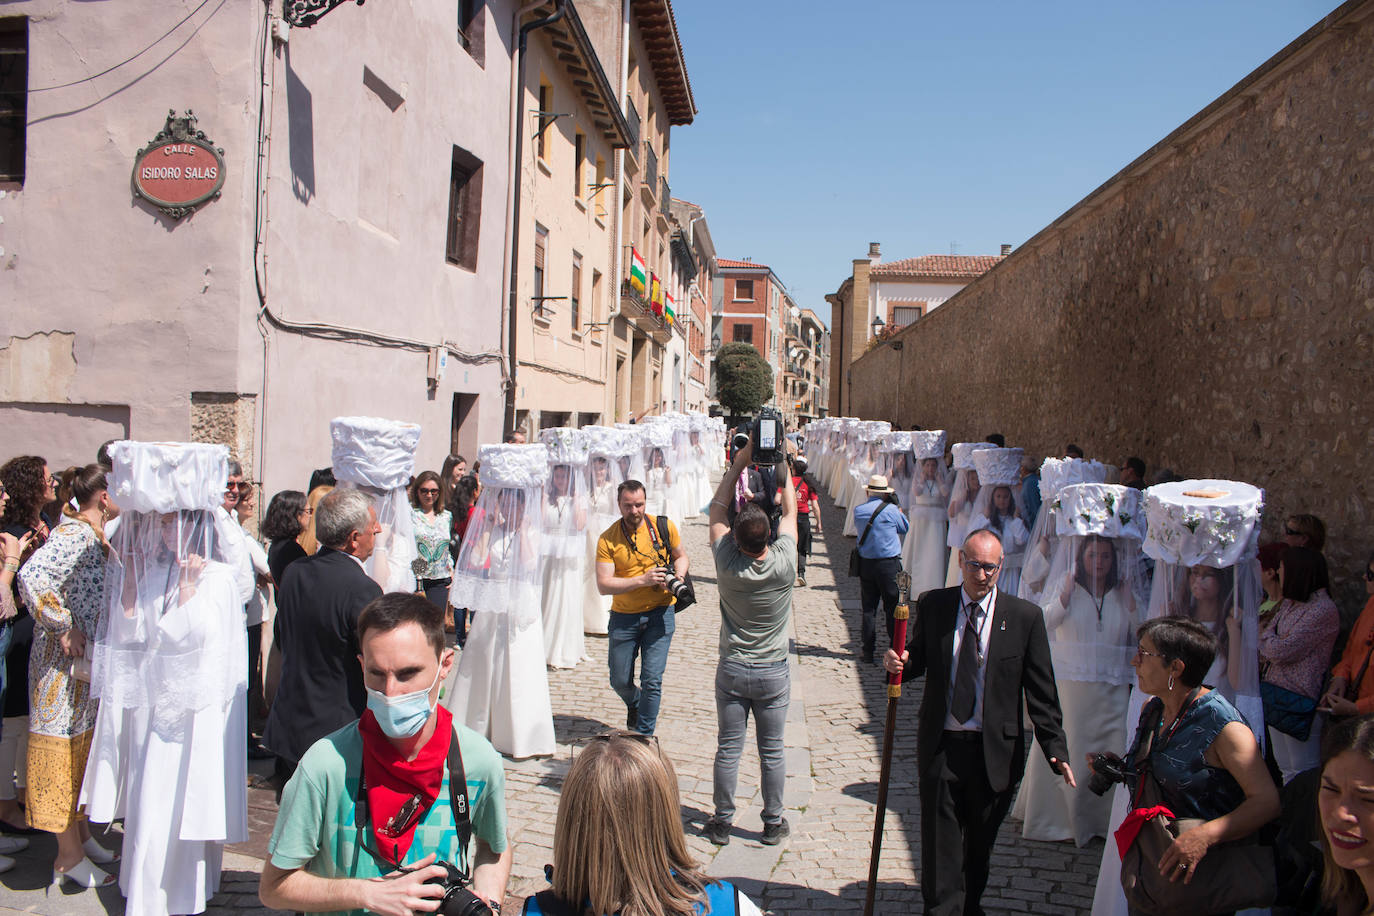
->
xmin=619 ymin=278 xmax=672 ymax=344
xmin=625 ymin=97 xmax=640 ymax=151
xmin=660 ymin=178 xmax=670 ymax=216
xmin=644 ymin=142 xmax=658 ymax=196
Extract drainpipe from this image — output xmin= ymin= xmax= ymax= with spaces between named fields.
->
xmin=504 ymin=0 xmax=568 ymax=439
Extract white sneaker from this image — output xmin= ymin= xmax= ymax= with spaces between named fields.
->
xmin=0 ymin=835 xmax=28 ymax=854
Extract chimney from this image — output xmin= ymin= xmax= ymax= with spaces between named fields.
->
xmin=1000 ymin=243 xmax=1012 ymax=256
xmin=868 ymin=242 xmax=881 ymax=260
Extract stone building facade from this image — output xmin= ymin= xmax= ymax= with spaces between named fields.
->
xmin=847 ymin=0 xmax=1374 ymax=609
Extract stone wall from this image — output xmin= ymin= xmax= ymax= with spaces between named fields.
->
xmin=847 ymin=0 xmax=1374 ymax=611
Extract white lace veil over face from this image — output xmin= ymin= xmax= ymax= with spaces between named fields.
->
xmin=1037 ymin=485 xmax=1149 ymax=686
xmin=1017 ymin=458 xmax=1110 ymax=606
xmin=968 ymin=448 xmax=1028 ymax=557
xmin=449 ymin=444 xmax=549 ymax=629
xmin=877 ymin=433 xmax=914 ymax=510
xmin=94 ymin=440 xmax=247 ymax=735
xmin=581 ymin=427 xmax=632 ymax=533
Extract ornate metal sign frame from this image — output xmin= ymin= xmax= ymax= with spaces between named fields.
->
xmin=283 ymin=0 xmax=365 ymax=28
xmin=130 ymin=110 xmax=226 ymax=220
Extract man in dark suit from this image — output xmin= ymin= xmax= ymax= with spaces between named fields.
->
xmin=262 ymin=487 xmax=383 ymax=792
xmin=885 ymin=527 xmax=1075 ymax=916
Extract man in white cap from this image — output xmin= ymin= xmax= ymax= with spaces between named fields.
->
xmin=852 ymin=474 xmax=909 ymax=664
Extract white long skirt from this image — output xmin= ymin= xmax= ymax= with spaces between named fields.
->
xmin=1013 ymin=679 xmax=1127 ymax=846
xmin=83 ymin=693 xmax=247 ymax=916
xmin=583 ymin=528 xmax=610 ymax=636
xmin=541 ymin=555 xmax=586 ymax=669
xmin=843 ymin=475 xmax=867 ymax=536
xmin=901 ymin=517 xmax=948 ymax=600
xmin=448 ymin=612 xmax=555 ymax=758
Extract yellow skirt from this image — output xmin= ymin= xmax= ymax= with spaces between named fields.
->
xmin=26 ymin=729 xmax=93 ymax=833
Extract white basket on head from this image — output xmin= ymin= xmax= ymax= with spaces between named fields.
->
xmin=1142 ymin=479 xmax=1264 ymax=567
xmin=910 ymin=430 xmax=947 ymax=460
xmin=951 ymin=441 xmax=994 ymax=471
xmin=1054 ymin=483 xmax=1146 ymax=540
xmin=330 ymin=416 xmax=422 ymax=490
xmin=971 ymin=447 xmax=1024 ymax=487
xmin=108 ymin=441 xmax=229 ymax=514
xmin=541 ymin=427 xmax=589 ymax=466
xmin=477 ymin=444 xmax=551 ymax=490
xmin=1038 ymin=457 xmax=1110 ymax=503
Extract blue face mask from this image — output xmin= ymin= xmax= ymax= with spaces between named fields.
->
xmin=365 ymin=669 xmax=441 ymax=739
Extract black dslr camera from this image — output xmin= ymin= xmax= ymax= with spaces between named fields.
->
xmin=751 ymin=407 xmax=785 ymax=467
xmin=1085 ymin=751 xmax=1134 ymax=797
xmin=424 ymin=860 xmax=493 ymax=916
xmin=658 ymin=567 xmax=693 ymax=604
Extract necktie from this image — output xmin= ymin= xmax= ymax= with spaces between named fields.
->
xmin=951 ymin=602 xmax=982 ymax=724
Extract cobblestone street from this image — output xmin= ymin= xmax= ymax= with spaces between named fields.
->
xmin=0 ymin=486 xmax=1102 ymax=915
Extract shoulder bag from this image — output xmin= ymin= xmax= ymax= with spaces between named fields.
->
xmin=1118 ymin=700 xmax=1276 ymax=914
xmin=653 ymin=516 xmax=695 ymax=611
xmin=848 ymin=502 xmax=888 ymax=578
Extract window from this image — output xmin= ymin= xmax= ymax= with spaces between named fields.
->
xmin=536 ymin=82 xmax=552 ymax=160
xmin=734 ymin=279 xmax=754 ymax=301
xmin=457 ymin=0 xmax=485 ymax=66
xmin=445 ymin=146 xmax=483 ymax=270
xmin=591 ymin=269 xmax=603 ymax=322
xmin=533 ymin=225 xmax=548 ymax=316
xmin=573 ymin=131 xmax=585 ymax=199
xmin=0 ymin=18 xmax=26 ymax=186
xmin=570 ymin=251 xmax=582 ymax=330
xmin=891 ymin=305 xmax=923 ymax=326
xmin=732 ymin=324 xmax=753 ymax=344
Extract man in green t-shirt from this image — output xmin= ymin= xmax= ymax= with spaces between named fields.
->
xmin=702 ymin=438 xmax=798 ymax=848
xmin=259 ymin=593 xmax=511 ymax=916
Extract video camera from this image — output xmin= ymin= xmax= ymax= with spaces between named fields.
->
xmin=750 ymin=407 xmax=786 ymax=467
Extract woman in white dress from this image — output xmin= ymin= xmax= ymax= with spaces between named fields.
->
xmin=82 ymin=442 xmax=247 ymax=916
xmin=539 ymin=463 xmax=588 ymax=669
xmin=969 ymin=485 xmax=1029 ymax=595
xmin=643 ymin=448 xmax=674 ymax=521
xmin=1016 ymin=530 xmax=1137 ymax=845
xmin=944 ymin=469 xmax=980 ymax=587
xmin=582 ymin=455 xmax=618 ymax=635
xmin=447 ymin=444 xmax=555 ymax=759
xmin=902 ymin=450 xmax=951 ymax=599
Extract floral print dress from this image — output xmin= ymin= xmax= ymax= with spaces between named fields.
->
xmin=16 ymin=515 xmax=105 ymax=831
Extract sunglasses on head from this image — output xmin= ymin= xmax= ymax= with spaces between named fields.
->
xmin=1284 ymin=526 xmax=1302 ymax=537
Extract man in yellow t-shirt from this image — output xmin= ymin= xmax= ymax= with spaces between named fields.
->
xmin=595 ymin=480 xmax=689 ymax=735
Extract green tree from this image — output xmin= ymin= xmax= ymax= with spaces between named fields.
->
xmin=715 ymin=341 xmax=773 ymax=415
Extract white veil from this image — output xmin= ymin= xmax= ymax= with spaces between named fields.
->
xmin=946 ymin=442 xmax=993 ymax=550
xmin=1017 ymin=457 xmax=1109 ymax=607
xmin=448 ymin=445 xmax=549 ymax=630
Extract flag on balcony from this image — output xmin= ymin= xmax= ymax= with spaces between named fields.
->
xmin=664 ymin=291 xmax=676 ymax=325
xmin=650 ymin=273 xmax=663 ymax=315
xmin=629 ymin=248 xmax=647 ymax=295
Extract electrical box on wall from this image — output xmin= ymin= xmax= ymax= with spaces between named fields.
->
xmin=427 ymin=347 xmax=447 ymax=386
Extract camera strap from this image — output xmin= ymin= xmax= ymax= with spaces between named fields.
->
xmin=355 ymin=728 xmax=473 ymax=882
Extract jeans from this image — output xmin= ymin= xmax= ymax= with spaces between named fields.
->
xmin=607 ymin=605 xmax=675 ymax=735
xmin=859 ymin=555 xmax=901 ymax=658
xmin=796 ymin=515 xmax=811 ymax=577
xmin=713 ymin=658 xmax=790 ymax=826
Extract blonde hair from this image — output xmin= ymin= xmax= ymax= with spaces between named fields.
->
xmin=298 ymin=484 xmax=334 ymax=556
xmin=551 ymin=733 xmax=711 ymax=916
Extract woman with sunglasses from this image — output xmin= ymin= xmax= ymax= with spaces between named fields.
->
xmin=524 ymin=732 xmax=764 ymax=916
xmin=409 ymin=472 xmax=454 ymax=615
xmin=1089 ymin=617 xmax=1278 ymax=903
xmin=1321 ymin=554 xmax=1374 ymax=722
xmin=1316 ymin=714 xmax=1374 ymax=916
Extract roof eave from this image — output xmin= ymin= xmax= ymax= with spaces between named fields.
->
xmin=531 ymin=1 xmax=632 ymax=149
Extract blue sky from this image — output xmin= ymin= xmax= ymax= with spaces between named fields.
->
xmin=668 ymin=0 xmax=1337 ymax=326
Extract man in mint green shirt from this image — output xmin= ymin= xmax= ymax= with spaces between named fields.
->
xmin=260 ymin=594 xmax=511 ymax=915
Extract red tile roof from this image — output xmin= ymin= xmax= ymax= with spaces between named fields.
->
xmin=717 ymin=258 xmax=770 ymax=270
xmin=871 ymin=254 xmax=1005 ymax=280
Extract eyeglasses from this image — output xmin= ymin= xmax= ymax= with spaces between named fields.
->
xmin=1284 ymin=526 xmax=1302 ymax=537
xmin=418 ymin=488 xmax=440 ymax=496
xmin=964 ymin=560 xmax=1001 ymax=575
xmin=1133 ymin=646 xmax=1167 ymax=662
xmin=301 ymin=507 xmax=315 ymax=517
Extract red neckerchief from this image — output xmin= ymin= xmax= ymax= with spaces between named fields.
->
xmin=358 ymin=705 xmax=453 ymax=865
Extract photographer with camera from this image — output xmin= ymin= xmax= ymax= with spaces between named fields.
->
xmin=260 ymin=593 xmax=511 ymax=916
xmin=853 ymin=474 xmax=910 ymax=664
xmin=701 ymin=423 xmax=798 ymax=848
xmin=595 ymin=480 xmax=690 ymax=736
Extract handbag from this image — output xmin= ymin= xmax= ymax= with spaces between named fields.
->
xmin=1260 ymin=680 xmax=1318 ymax=741
xmin=848 ymin=502 xmax=889 ymax=577
xmin=1119 ymin=700 xmax=1276 ymax=915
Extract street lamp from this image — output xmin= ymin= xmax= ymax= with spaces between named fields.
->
xmin=711 ymin=331 xmax=721 ymax=352
xmin=870 ymin=314 xmax=885 ymax=337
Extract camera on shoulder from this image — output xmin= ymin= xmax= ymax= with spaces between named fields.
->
xmin=751 ymin=407 xmax=785 ymax=467
xmin=1085 ymin=751 xmax=1134 ymax=797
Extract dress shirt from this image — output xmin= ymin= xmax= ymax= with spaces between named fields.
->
xmin=852 ymin=496 xmax=910 ymax=559
xmin=944 ymin=586 xmax=997 ymax=732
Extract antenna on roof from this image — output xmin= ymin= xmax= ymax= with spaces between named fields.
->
xmin=949 ymin=241 xmax=959 ymax=255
